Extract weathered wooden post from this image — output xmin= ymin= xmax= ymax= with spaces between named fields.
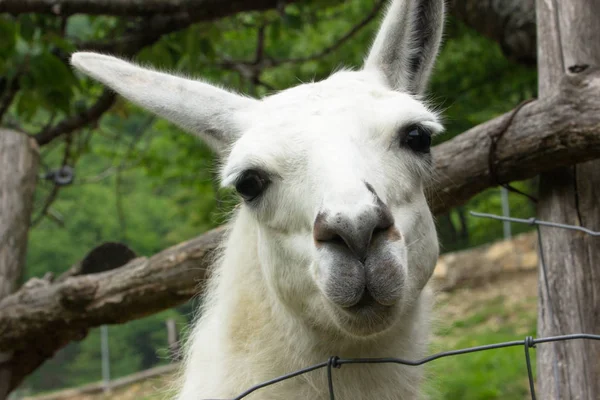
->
xmin=535 ymin=0 xmax=600 ymax=398
xmin=0 ymin=130 xmax=39 ymax=399
xmin=166 ymin=318 xmax=181 ymax=362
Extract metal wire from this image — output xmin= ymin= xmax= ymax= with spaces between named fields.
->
xmin=524 ymin=336 xmax=536 ymax=400
xmin=201 ymin=213 xmax=599 ymax=400
xmin=205 ymin=334 xmax=600 ymax=400
xmin=470 ymin=210 xmax=600 ymax=399
xmin=469 ymin=211 xmax=600 ymax=236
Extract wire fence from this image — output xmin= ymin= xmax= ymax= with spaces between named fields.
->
xmin=203 ymin=212 xmax=600 ymax=400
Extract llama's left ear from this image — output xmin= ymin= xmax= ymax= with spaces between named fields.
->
xmin=364 ymin=0 xmax=445 ymax=95
xmin=71 ymin=52 xmax=257 ymax=154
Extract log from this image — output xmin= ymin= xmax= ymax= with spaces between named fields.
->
xmin=428 ymin=68 xmax=600 ymax=215
xmin=0 ymin=130 xmax=39 ymax=399
xmin=0 ymin=227 xmax=224 ymax=392
xmin=535 ymin=0 xmax=600 ymax=398
xmin=1 ymin=73 xmax=600 ymax=390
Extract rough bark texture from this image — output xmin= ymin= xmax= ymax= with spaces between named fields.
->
xmin=0 ymin=130 xmax=39 ymax=399
xmin=536 ymin=0 xmax=600 ymax=399
xmin=449 ymin=0 xmax=536 ymax=65
xmin=2 ymin=84 xmax=600 ymax=391
xmin=428 ymin=69 xmax=600 ymax=214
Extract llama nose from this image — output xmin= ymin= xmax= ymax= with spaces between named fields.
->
xmin=314 ymin=204 xmax=395 ymax=262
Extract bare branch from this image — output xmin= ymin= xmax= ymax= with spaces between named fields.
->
xmin=254 ymin=24 xmax=267 ymax=65
xmin=270 ymin=0 xmax=385 ymax=66
xmin=35 ymin=89 xmax=116 ymax=146
xmin=30 ymin=184 xmax=61 ymax=227
xmin=0 ymin=77 xmax=20 ymax=122
xmin=31 ymin=134 xmax=74 ymax=226
xmin=0 ymin=0 xmax=305 ymax=17
xmin=218 ymin=0 xmax=385 ymax=71
xmin=0 ymin=61 xmax=28 ymax=122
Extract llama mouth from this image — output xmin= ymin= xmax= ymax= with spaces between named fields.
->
xmin=344 ymin=290 xmax=393 ymax=313
xmin=316 ymin=236 xmax=406 ymax=309
xmin=330 ymin=289 xmax=398 ymax=336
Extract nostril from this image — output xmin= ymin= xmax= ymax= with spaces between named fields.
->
xmin=372 ymin=225 xmax=388 ymax=237
xmin=328 ymin=234 xmax=347 ymax=247
xmin=315 ymin=230 xmax=351 ymax=250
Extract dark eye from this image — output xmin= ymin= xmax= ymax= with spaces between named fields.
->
xmin=235 ymin=169 xmax=270 ymax=201
xmin=403 ymin=125 xmax=432 ymax=153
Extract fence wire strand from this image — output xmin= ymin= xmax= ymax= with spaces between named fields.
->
xmin=203 ymin=213 xmax=599 ymax=400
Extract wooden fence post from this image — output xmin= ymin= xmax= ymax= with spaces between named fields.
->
xmin=0 ymin=130 xmax=39 ymax=399
xmin=535 ymin=0 xmax=600 ymax=398
xmin=166 ymin=319 xmax=181 ymax=362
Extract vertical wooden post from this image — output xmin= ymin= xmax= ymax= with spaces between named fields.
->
xmin=0 ymin=129 xmax=39 ymax=399
xmin=535 ymin=0 xmax=600 ymax=398
xmin=166 ymin=319 xmax=181 ymax=362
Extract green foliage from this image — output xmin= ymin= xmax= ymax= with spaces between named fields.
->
xmin=3 ymin=0 xmax=538 ymax=393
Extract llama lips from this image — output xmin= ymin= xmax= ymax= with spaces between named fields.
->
xmin=362 ymin=232 xmax=406 ymax=307
xmin=316 ymin=234 xmax=406 ymax=309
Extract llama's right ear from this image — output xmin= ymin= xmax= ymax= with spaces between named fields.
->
xmin=71 ymin=52 xmax=257 ymax=154
xmin=364 ymin=0 xmax=445 ymax=95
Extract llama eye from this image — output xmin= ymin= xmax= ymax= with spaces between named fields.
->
xmin=235 ymin=170 xmax=269 ymax=201
xmin=403 ymin=125 xmax=432 ymax=153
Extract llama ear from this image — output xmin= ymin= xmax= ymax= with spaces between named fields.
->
xmin=71 ymin=52 xmax=256 ymax=154
xmin=364 ymin=0 xmax=445 ymax=95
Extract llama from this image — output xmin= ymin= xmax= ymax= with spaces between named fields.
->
xmin=71 ymin=0 xmax=445 ymax=398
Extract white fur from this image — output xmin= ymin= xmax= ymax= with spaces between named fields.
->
xmin=71 ymin=1 xmax=445 ymax=398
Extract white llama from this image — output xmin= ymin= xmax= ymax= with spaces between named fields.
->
xmin=71 ymin=0 xmax=445 ymax=398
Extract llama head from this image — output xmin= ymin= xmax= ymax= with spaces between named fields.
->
xmin=71 ymin=0 xmax=444 ymax=338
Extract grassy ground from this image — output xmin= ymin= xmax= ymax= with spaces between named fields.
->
xmin=32 ymin=271 xmax=539 ymax=400
xmin=426 ymin=271 xmax=538 ymax=400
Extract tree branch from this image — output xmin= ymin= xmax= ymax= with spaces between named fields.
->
xmin=0 ymin=0 xmax=298 ymax=17
xmin=219 ymin=0 xmax=385 ymax=71
xmin=35 ymin=89 xmax=115 ymax=146
xmin=0 ymin=74 xmax=21 ymax=122
xmin=0 ymin=227 xmax=224 ymax=391
xmin=429 ymin=69 xmax=600 ymax=213
xmin=2 ymin=70 xmax=600 ymax=392
xmin=35 ymin=1 xmax=317 ymax=147
xmin=273 ymin=0 xmax=385 ymax=66
xmin=1 ymin=0 xmax=537 ymax=66
xmin=448 ymin=0 xmax=536 ymax=66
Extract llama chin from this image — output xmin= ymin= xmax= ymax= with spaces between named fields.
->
xmin=70 ymin=1 xmax=446 ymax=398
